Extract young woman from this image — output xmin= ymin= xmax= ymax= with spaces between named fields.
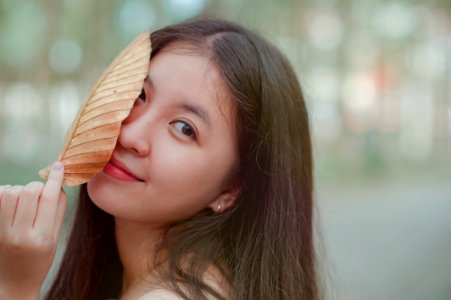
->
xmin=0 ymin=19 xmax=318 ymax=300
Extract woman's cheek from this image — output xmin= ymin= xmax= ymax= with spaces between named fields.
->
xmin=87 ymin=178 xmax=115 ymax=206
xmin=87 ymin=177 xmax=128 ymax=206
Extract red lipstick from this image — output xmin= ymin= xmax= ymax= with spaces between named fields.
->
xmin=103 ymin=159 xmax=143 ymax=182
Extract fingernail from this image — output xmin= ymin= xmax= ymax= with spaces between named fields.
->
xmin=53 ymin=161 xmax=63 ymax=171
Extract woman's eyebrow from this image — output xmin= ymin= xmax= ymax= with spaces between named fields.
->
xmin=146 ymin=74 xmax=211 ymax=128
xmin=177 ymin=102 xmax=211 ymax=129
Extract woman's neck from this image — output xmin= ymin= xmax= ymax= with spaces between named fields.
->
xmin=114 ymin=218 xmax=165 ymax=299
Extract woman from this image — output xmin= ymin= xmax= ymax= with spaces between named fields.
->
xmin=0 ymin=19 xmax=317 ymax=299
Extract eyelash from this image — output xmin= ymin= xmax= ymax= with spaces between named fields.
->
xmin=137 ymin=88 xmax=146 ymax=103
xmin=171 ymin=120 xmax=197 ymax=141
xmin=135 ymin=89 xmax=197 ymax=141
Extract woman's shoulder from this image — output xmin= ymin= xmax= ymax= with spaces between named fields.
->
xmin=137 ymin=264 xmax=233 ymax=300
xmin=137 ymin=288 xmax=183 ymax=300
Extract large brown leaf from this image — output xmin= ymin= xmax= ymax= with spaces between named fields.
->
xmin=39 ymin=31 xmax=151 ymax=186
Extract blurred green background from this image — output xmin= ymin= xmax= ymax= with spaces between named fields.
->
xmin=1 ymin=0 xmax=450 ymax=299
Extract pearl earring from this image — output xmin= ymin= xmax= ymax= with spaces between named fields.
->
xmin=217 ymin=203 xmax=222 ymax=213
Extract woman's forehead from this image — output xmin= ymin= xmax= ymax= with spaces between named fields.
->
xmin=148 ymin=46 xmax=236 ymax=126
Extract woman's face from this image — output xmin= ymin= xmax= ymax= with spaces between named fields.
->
xmin=87 ymin=43 xmax=239 ymax=225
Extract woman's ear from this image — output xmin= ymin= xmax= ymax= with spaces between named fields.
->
xmin=208 ymin=182 xmax=242 ymax=214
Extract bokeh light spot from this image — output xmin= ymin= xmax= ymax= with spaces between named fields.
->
xmin=164 ymin=0 xmax=205 ymax=20
xmin=307 ymin=9 xmax=344 ymax=51
xmin=48 ymin=38 xmax=83 ymax=74
xmin=119 ymin=0 xmax=156 ymax=34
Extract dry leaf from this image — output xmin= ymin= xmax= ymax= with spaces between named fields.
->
xmin=39 ymin=31 xmax=151 ymax=186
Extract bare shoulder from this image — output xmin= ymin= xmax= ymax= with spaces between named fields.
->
xmin=137 ymin=288 xmax=183 ymax=300
xmin=137 ymin=265 xmax=233 ymax=300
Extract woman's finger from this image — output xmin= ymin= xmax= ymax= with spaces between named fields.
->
xmin=52 ymin=191 xmax=67 ymax=243
xmin=0 ymin=186 xmax=22 ymax=230
xmin=13 ymin=182 xmax=44 ymax=229
xmin=0 ymin=185 xmax=10 ymax=213
xmin=34 ymin=162 xmax=64 ymax=234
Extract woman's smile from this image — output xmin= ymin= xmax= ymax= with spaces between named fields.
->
xmin=103 ymin=161 xmax=143 ymax=182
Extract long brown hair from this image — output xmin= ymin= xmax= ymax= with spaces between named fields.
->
xmin=46 ymin=19 xmax=317 ymax=300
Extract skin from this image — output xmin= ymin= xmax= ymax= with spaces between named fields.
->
xmin=87 ymin=44 xmax=240 ymax=298
xmin=0 ymin=162 xmax=67 ymax=300
xmin=88 ymin=45 xmax=239 ymax=225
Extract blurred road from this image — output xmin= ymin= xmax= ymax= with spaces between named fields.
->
xmin=317 ymin=176 xmax=451 ymax=300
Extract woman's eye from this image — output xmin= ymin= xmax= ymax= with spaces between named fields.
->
xmin=137 ymin=88 xmax=146 ymax=103
xmin=172 ymin=120 xmax=197 ymax=140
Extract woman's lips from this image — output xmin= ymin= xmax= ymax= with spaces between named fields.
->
xmin=103 ymin=161 xmax=142 ymax=182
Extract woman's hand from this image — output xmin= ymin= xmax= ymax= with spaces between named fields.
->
xmin=0 ymin=162 xmax=67 ymax=300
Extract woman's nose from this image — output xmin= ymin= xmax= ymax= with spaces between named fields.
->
xmin=117 ymin=114 xmax=151 ymax=156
